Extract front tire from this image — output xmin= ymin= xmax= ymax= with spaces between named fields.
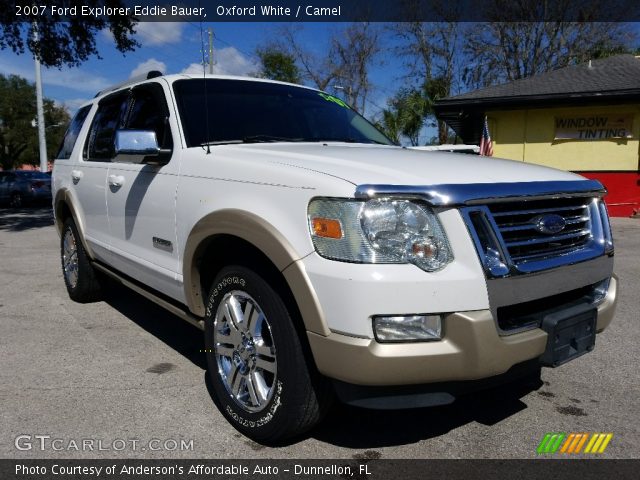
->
xmin=204 ymin=266 xmax=330 ymax=443
xmin=60 ymin=218 xmax=102 ymax=303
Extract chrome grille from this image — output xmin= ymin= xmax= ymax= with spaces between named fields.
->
xmin=487 ymin=197 xmax=592 ymax=263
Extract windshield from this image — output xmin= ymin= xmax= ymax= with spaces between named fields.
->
xmin=172 ymin=79 xmax=394 ymax=147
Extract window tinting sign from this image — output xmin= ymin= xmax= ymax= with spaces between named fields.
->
xmin=554 ymin=114 xmax=633 ymax=140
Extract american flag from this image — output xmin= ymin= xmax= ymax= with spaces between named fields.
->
xmin=479 ymin=116 xmax=493 ymax=156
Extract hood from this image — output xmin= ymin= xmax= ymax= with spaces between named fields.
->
xmin=235 ymin=143 xmax=583 ymax=187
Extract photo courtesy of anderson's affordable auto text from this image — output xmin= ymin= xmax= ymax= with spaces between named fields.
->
xmin=1 ymin=0 xmax=639 ymax=479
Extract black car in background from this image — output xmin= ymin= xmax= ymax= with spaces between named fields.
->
xmin=0 ymin=171 xmax=52 ymax=207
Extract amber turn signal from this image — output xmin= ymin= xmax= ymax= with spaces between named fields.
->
xmin=311 ymin=217 xmax=343 ymax=239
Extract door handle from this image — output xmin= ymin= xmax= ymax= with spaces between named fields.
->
xmin=71 ymin=170 xmax=83 ymax=182
xmin=108 ymin=175 xmax=125 ymax=188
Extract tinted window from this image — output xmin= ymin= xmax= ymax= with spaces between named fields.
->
xmin=85 ymin=93 xmax=129 ymax=161
xmin=126 ymin=83 xmax=173 ymax=150
xmin=56 ymin=105 xmax=91 ymax=159
xmin=172 ymin=79 xmax=392 ymax=147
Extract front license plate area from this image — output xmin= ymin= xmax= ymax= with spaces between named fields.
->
xmin=540 ymin=305 xmax=597 ymax=367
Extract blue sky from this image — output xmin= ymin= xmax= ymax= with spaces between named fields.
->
xmin=8 ymin=22 xmax=636 ymax=145
xmin=0 ymin=22 xmax=411 ymax=129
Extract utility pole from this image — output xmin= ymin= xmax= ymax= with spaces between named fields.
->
xmin=33 ymin=25 xmax=48 ymax=172
xmin=208 ymin=28 xmax=214 ymax=74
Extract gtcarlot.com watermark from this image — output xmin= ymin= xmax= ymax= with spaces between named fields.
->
xmin=15 ymin=435 xmax=194 ymax=452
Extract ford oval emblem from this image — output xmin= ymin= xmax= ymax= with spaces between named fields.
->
xmin=534 ymin=214 xmax=566 ymax=235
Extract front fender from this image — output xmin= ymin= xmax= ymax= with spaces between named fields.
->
xmin=182 ymin=209 xmax=329 ymax=335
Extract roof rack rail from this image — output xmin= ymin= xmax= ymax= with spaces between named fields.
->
xmin=94 ymin=70 xmax=163 ymax=98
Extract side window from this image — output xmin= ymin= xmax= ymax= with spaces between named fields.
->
xmin=56 ymin=105 xmax=91 ymax=160
xmin=84 ymin=93 xmax=129 ymax=162
xmin=126 ymin=83 xmax=173 ymax=150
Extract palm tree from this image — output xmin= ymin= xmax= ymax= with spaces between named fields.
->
xmin=374 ymin=109 xmax=401 ymax=144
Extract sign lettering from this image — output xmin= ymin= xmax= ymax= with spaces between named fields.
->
xmin=554 ymin=114 xmax=633 ymax=140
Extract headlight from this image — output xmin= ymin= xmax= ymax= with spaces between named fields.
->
xmin=308 ymin=198 xmax=453 ymax=272
xmin=361 ymin=199 xmax=452 ymax=271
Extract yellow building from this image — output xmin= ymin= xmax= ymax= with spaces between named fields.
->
xmin=435 ymin=55 xmax=640 ymax=216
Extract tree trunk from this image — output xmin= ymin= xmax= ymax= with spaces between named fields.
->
xmin=438 ymin=120 xmax=448 ymax=145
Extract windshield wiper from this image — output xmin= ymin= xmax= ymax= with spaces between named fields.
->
xmin=310 ymin=137 xmax=392 ymax=145
xmin=201 ymin=136 xmax=389 ymax=146
xmin=242 ymin=135 xmax=305 ymax=143
xmin=201 ymin=136 xmax=304 ymax=146
xmin=200 ymin=140 xmax=244 ymax=146
xmin=299 ymin=137 xmax=356 ymax=143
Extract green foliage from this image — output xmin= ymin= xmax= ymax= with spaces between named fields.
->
xmin=377 ymin=88 xmax=430 ymax=146
xmin=394 ymin=89 xmax=429 ymax=146
xmin=256 ymin=47 xmax=301 ymax=84
xmin=392 ymin=8 xmax=637 ymax=144
xmin=0 ymin=0 xmax=138 ymax=68
xmin=0 ymin=74 xmax=70 ymax=170
xmin=374 ymin=109 xmax=401 ymax=145
xmin=588 ymin=41 xmax=640 ymax=60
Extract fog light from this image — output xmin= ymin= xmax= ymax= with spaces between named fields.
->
xmin=373 ymin=315 xmax=442 ymax=343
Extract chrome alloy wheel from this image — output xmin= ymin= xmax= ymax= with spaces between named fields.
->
xmin=213 ymin=291 xmax=277 ymax=412
xmin=62 ymin=229 xmax=79 ymax=289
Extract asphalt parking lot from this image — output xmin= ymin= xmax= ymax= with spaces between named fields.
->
xmin=1 ymin=207 xmax=638 ymax=459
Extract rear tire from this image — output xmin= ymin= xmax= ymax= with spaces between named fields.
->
xmin=60 ymin=218 xmax=102 ymax=303
xmin=204 ymin=265 xmax=331 ymax=443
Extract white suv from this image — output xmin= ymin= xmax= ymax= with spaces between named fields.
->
xmin=52 ymin=73 xmax=618 ymax=443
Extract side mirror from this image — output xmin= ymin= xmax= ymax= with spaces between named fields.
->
xmin=113 ymin=130 xmax=170 ymax=165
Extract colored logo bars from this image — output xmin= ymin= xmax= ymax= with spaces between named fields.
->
xmin=537 ymin=433 xmax=613 ymax=454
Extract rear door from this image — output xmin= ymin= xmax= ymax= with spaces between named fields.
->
xmin=105 ymin=81 xmax=182 ymax=300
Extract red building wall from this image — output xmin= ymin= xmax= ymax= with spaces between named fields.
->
xmin=579 ymin=171 xmax=640 ymax=217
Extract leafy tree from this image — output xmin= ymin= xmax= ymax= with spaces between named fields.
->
xmin=424 ymin=76 xmax=451 ymax=144
xmin=0 ymin=0 xmax=138 ymax=68
xmin=589 ymin=41 xmax=640 ymax=60
xmin=374 ymin=109 xmax=401 ymax=145
xmin=256 ymin=46 xmax=301 ymax=84
xmin=393 ymin=14 xmax=462 ymax=144
xmin=391 ymin=1 xmax=636 ymax=146
xmin=394 ymin=88 xmax=429 ymax=146
xmin=0 ymin=74 xmax=69 ymax=170
xmin=377 ymin=88 xmax=430 ymax=146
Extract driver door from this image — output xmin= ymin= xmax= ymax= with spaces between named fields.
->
xmin=105 ymin=81 xmax=183 ymax=300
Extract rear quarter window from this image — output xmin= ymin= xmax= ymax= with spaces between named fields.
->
xmin=56 ymin=105 xmax=92 ymax=160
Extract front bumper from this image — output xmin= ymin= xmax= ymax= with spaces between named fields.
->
xmin=307 ymin=275 xmax=617 ymax=387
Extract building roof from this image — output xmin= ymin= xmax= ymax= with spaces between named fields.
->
xmin=434 ymin=55 xmax=640 ymax=144
xmin=442 ymin=54 xmax=640 ymax=105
